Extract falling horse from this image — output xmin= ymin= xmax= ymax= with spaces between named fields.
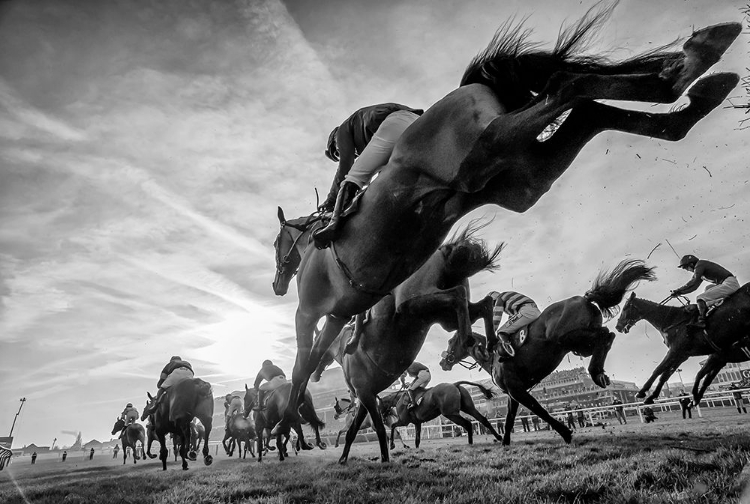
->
xmin=222 ymin=415 xmax=256 ymax=459
xmin=331 ymin=397 xmax=407 ymax=450
xmin=141 ymin=378 xmax=214 ymax=471
xmin=308 ymin=227 xmax=501 ymax=463
xmin=615 ymin=286 xmax=750 ymax=404
xmin=111 ymin=419 xmax=146 ymax=465
xmin=272 ymin=5 xmax=741 ymax=435
xmin=440 ymin=259 xmax=655 ymax=445
xmin=379 ymin=382 xmax=501 ymax=449
xmin=242 ymin=383 xmax=326 ymax=462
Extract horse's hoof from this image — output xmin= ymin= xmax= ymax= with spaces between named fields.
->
xmin=643 ymin=397 xmax=655 ymax=405
xmin=318 ymin=442 xmax=327 ymax=450
xmin=204 ymin=455 xmax=213 ymax=466
xmin=338 ymin=456 xmax=348 ymax=465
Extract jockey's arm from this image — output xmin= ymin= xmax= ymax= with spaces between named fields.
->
xmin=674 ymin=271 xmax=703 ymax=296
xmin=253 ymin=372 xmax=264 ymax=390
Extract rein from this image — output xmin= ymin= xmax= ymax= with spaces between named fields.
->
xmin=330 ymin=241 xmax=391 ymax=296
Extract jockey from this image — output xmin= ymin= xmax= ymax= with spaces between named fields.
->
xmin=145 ymin=355 xmax=194 ymax=415
xmin=671 ymin=254 xmax=740 ymax=328
xmin=312 ymin=103 xmax=424 ymax=249
xmin=224 ymin=393 xmax=243 ymax=429
xmin=489 ymin=291 xmax=542 ymax=359
xmin=402 ymin=361 xmax=431 ymax=410
xmin=120 ymin=403 xmax=139 ymax=425
xmin=253 ymin=360 xmax=287 ymax=411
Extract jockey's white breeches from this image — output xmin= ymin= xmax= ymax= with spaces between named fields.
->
xmin=259 ymin=375 xmax=287 ymax=391
xmin=697 ymin=276 xmax=740 ymax=305
xmin=409 ymin=370 xmax=431 ymax=390
xmin=160 ymin=367 xmax=194 ymax=389
xmin=344 ymin=110 xmax=420 ymax=188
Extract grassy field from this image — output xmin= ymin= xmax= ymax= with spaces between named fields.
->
xmin=3 ymin=411 xmax=750 ymax=504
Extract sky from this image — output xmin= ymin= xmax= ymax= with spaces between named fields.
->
xmin=0 ymin=0 xmax=748 ymax=448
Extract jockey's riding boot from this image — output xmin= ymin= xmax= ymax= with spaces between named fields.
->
xmin=407 ymin=390 xmax=417 ymax=410
xmin=312 ymin=181 xmax=359 ymax=249
xmin=689 ymin=299 xmax=708 ymax=328
xmin=496 ymin=332 xmax=516 ymax=360
xmin=147 ymin=388 xmax=166 ymax=415
xmin=344 ymin=312 xmax=364 ymax=355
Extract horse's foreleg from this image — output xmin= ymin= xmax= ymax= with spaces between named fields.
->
xmin=694 ymin=358 xmax=724 ymax=404
xmin=397 ymin=287 xmax=472 ymax=353
xmin=587 ymin=330 xmax=615 ymax=388
xmin=414 ymin=423 xmax=422 ymax=449
xmin=339 ymin=400 xmax=372 ymax=464
xmin=502 ymin=398 xmax=520 ymax=446
xmin=157 ymin=433 xmax=168 ymax=471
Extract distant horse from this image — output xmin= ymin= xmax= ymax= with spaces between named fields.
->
xmin=441 ymin=259 xmax=655 ymax=444
xmin=310 ymin=228 xmax=501 ymax=463
xmin=141 ymin=378 xmax=214 ymax=471
xmin=272 ymin=6 xmax=741 ymax=434
xmin=243 ymin=383 xmax=326 ymax=462
xmin=222 ymin=415 xmax=256 ymax=459
xmin=379 ymin=382 xmax=501 ymax=449
xmin=615 ymin=286 xmax=750 ymax=404
xmin=111 ymin=419 xmax=146 ymax=465
xmin=332 ymin=397 xmax=407 ymax=450
xmin=189 ymin=418 xmax=205 ymax=454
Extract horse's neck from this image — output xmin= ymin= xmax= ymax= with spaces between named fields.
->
xmin=637 ymin=300 xmax=684 ymax=331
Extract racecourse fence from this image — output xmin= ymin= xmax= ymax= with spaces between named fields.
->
xmin=317 ymin=387 xmax=750 ymax=445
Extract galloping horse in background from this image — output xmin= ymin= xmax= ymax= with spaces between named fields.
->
xmin=615 ymin=286 xmax=750 ymax=404
xmin=189 ymin=419 xmax=205 ymax=454
xmin=380 ymin=382 xmax=501 ymax=449
xmin=243 ymin=383 xmax=326 ymax=462
xmin=272 ymin=3 xmax=741 ymax=435
xmin=310 ymin=227 xmax=501 ymax=463
xmin=441 ymin=259 xmax=655 ymax=445
xmin=222 ymin=415 xmax=256 ymax=459
xmin=141 ymin=378 xmax=214 ymax=471
xmin=331 ymin=397 xmax=407 ymax=450
xmin=111 ymin=419 xmax=146 ymax=465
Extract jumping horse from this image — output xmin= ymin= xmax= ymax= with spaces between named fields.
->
xmin=272 ymin=4 xmax=741 ymax=435
xmin=440 ymin=259 xmax=656 ymax=445
xmin=615 ymin=286 xmax=750 ymax=404
xmin=242 ymin=383 xmax=326 ymax=462
xmin=309 ymin=226 xmax=501 ymax=463
xmin=110 ymin=419 xmax=146 ymax=465
xmin=140 ymin=378 xmax=214 ymax=470
xmin=380 ymin=382 xmax=502 ymax=449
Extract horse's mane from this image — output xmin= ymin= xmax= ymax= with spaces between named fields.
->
xmin=442 ymin=220 xmax=503 ymax=285
xmin=460 ymin=0 xmax=681 ymax=109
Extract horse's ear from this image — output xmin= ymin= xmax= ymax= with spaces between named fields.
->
xmin=277 ymin=207 xmax=285 ymax=224
xmin=629 ymin=292 xmax=636 ymax=300
xmin=245 ymin=383 xmax=249 ymax=391
xmin=147 ymin=392 xmax=153 ymax=400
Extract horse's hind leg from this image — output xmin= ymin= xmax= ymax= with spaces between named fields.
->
xmin=537 ymin=23 xmax=740 ymax=104
xmin=339 ymin=400 xmax=372 ymax=464
xmin=508 ymin=387 xmax=572 ymax=444
xmin=460 ymin=396 xmax=503 ymax=442
xmin=694 ymin=359 xmax=724 ymax=404
xmin=446 ymin=414 xmax=474 ymax=444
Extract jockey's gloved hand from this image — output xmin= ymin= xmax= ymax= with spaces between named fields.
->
xmin=318 ymin=198 xmax=335 ymax=213
xmin=670 ymin=290 xmax=679 ymax=298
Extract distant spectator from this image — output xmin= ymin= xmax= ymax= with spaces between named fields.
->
xmin=612 ymin=397 xmax=626 ymax=424
xmin=89 ymin=448 xmax=95 ymax=460
xmin=678 ymin=391 xmax=693 ymax=419
xmin=576 ymin=409 xmax=586 ymax=428
xmin=643 ymin=407 xmax=657 ymax=423
xmin=62 ymin=451 xmax=67 ymax=462
xmin=730 ymin=384 xmax=747 ymax=414
xmin=113 ymin=444 xmax=120 ymax=458
xmin=566 ymin=410 xmax=576 ymax=430
xmin=519 ymin=409 xmax=530 ymax=432
xmin=31 ymin=451 xmax=37 ymax=464
xmin=531 ymin=415 xmax=540 ymax=431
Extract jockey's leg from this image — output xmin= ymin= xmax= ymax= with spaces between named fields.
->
xmin=344 ymin=312 xmax=365 ymax=355
xmin=690 ymin=299 xmax=708 ymax=328
xmin=312 ymin=180 xmax=359 ymax=249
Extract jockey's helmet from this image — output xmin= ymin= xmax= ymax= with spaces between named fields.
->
xmin=225 ymin=393 xmax=232 ymax=400
xmin=325 ymin=127 xmax=339 ymax=162
xmin=262 ymin=359 xmax=273 ymax=367
xmin=170 ymin=355 xmax=181 ymax=361
xmin=678 ymin=254 xmax=699 ymax=269
xmin=126 ymin=403 xmax=132 ymax=408
xmin=488 ymin=291 xmax=500 ymax=301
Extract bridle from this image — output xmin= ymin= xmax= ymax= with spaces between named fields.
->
xmin=275 ymin=214 xmax=323 ymax=279
xmin=440 ymin=345 xmax=480 ymax=371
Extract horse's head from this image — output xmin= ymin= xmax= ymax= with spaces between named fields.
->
xmin=615 ymin=292 xmax=642 ymax=333
xmin=111 ymin=418 xmax=125 ymax=435
xmin=140 ymin=393 xmax=154 ymax=422
xmin=439 ymin=332 xmax=483 ymax=371
xmin=273 ymin=207 xmax=312 ymax=296
xmin=243 ymin=384 xmax=257 ymax=413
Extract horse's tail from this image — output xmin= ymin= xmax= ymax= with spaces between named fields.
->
xmin=298 ymin=393 xmax=325 ymax=430
xmin=460 ymin=1 xmax=679 ymax=109
xmin=453 ymin=381 xmax=494 ymax=399
xmin=584 ymin=259 xmax=656 ymax=319
xmin=443 ymin=220 xmax=504 ymax=285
